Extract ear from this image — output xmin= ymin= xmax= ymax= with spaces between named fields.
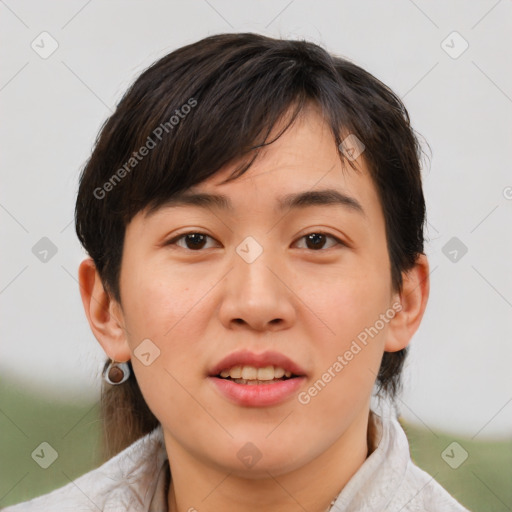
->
xmin=78 ymin=257 xmax=131 ymax=362
xmin=384 ymin=253 xmax=430 ymax=352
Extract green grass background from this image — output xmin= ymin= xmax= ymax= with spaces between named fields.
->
xmin=1 ymin=379 xmax=510 ymax=510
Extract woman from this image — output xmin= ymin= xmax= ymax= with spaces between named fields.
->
xmin=4 ymin=32 xmax=470 ymax=512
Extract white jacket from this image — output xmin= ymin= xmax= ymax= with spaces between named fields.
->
xmin=2 ymin=412 xmax=471 ymax=511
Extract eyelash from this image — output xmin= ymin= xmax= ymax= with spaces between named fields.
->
xmin=165 ymin=231 xmax=347 ymax=251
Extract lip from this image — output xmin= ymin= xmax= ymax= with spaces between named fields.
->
xmin=208 ymin=375 xmax=306 ymax=407
xmin=208 ymin=349 xmax=307 ymax=377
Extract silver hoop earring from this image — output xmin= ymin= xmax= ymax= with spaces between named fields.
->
xmin=104 ymin=359 xmax=131 ymax=385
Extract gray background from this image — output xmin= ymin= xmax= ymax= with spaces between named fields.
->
xmin=1 ymin=0 xmax=511 ymax=438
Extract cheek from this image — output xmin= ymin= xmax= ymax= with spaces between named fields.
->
xmin=307 ymin=259 xmax=391 ymax=396
xmin=121 ymin=261 xmax=212 ymax=378
xmin=320 ymin=265 xmax=391 ymax=342
xmin=121 ymin=262 xmax=202 ymax=341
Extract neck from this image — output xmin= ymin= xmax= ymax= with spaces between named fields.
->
xmin=165 ymin=409 xmax=375 ymax=512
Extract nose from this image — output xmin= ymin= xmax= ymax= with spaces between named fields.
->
xmin=217 ymin=242 xmax=296 ymax=333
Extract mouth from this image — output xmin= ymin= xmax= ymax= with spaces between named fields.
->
xmin=207 ymin=350 xmax=307 ymax=406
xmin=214 ymin=364 xmax=300 ymax=385
xmin=208 ymin=349 xmax=307 ymax=382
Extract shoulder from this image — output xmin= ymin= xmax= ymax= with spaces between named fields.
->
xmin=392 ymin=459 xmax=470 ymax=511
xmin=384 ymin=416 xmax=470 ymax=512
xmin=1 ymin=425 xmax=167 ymax=512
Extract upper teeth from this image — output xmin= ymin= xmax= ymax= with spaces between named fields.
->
xmin=219 ymin=365 xmax=292 ymax=380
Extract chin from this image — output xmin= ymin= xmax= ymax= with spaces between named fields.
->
xmin=208 ymin=435 xmax=312 ymax=478
xmin=227 ymin=454 xmax=308 ymax=480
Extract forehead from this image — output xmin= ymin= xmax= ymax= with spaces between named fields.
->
xmin=141 ymin=106 xmax=381 ymax=224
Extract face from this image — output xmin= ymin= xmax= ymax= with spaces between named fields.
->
xmin=114 ymin=105 xmax=399 ymax=477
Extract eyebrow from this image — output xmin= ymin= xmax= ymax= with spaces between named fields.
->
xmin=150 ymin=189 xmax=365 ymax=217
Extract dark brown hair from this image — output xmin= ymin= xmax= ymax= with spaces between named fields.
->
xmin=75 ymin=32 xmax=427 ymax=458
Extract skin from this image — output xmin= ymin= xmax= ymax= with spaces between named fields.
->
xmin=79 ymin=104 xmax=429 ymax=512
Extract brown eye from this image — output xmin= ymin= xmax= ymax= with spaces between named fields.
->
xmin=166 ymin=231 xmax=344 ymax=252
xmin=183 ymin=233 xmax=208 ymax=249
xmin=168 ymin=232 xmax=216 ymax=250
xmin=296 ymin=232 xmax=344 ymax=251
